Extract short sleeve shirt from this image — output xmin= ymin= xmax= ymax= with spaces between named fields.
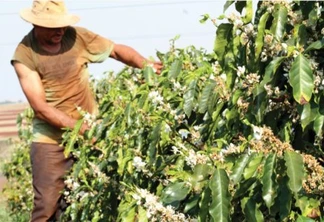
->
xmin=11 ymin=26 xmax=114 ymax=144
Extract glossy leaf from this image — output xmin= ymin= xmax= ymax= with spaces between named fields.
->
xmin=184 ymin=79 xmax=198 ymax=117
xmin=223 ymin=0 xmax=235 ymax=12
xmin=243 ymin=153 xmax=264 ymax=180
xmin=189 ymin=164 xmax=212 ymax=192
xmin=304 ymin=39 xmax=324 ymax=53
xmin=168 ymin=59 xmax=183 ymax=79
xmin=209 ymin=169 xmax=230 ymax=222
xmin=279 ymin=177 xmax=292 ymax=221
xmin=313 ymin=115 xmax=324 ymax=138
xmin=270 ymin=4 xmax=288 ymax=40
xmin=254 ymin=12 xmax=270 ymax=64
xmin=199 ymin=187 xmax=211 ymax=222
xmin=300 ymin=102 xmax=318 ymax=130
xmin=198 ymin=80 xmax=217 ymax=114
xmin=260 ymin=57 xmax=285 ymax=87
xmin=230 ymin=153 xmax=251 ymax=185
xmin=262 ymin=153 xmax=278 ymax=209
xmin=147 ymin=122 xmax=162 ymax=164
xmin=242 ymin=0 xmax=253 ymax=23
xmin=161 ymin=182 xmax=191 ymax=204
xmin=288 ymin=54 xmax=314 ymax=104
xmin=64 ymin=119 xmax=83 ymax=158
xmin=143 ymin=66 xmax=157 ymax=86
xmin=234 ymin=178 xmax=257 ymax=199
xmin=284 ymin=151 xmax=305 ymax=193
xmin=242 ymin=197 xmax=264 ymax=222
xmin=214 ymin=23 xmax=233 ymax=65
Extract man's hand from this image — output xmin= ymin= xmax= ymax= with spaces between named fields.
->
xmin=147 ymin=61 xmax=163 ymax=75
xmin=110 ymin=44 xmax=164 ymax=74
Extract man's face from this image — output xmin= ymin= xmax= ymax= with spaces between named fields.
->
xmin=34 ymin=25 xmax=67 ymax=45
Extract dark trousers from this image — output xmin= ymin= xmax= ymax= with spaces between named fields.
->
xmin=30 ymin=142 xmax=74 ymax=222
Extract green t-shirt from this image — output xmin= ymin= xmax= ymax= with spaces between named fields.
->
xmin=11 ymin=26 xmax=114 ymax=144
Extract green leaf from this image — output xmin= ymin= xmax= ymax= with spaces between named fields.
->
xmin=184 ymin=194 xmax=200 ymax=213
xmin=234 ymin=178 xmax=257 ymax=199
xmin=199 ymin=14 xmax=210 ymax=24
xmin=242 ymin=198 xmax=265 ymax=222
xmin=122 ymin=204 xmax=136 ymax=222
xmin=184 ymin=79 xmax=198 ymax=117
xmin=230 ymin=153 xmax=251 ymax=185
xmin=296 ymin=196 xmax=321 ymax=218
xmin=296 ymin=216 xmax=316 ymax=222
xmin=300 ymin=102 xmax=318 ymax=130
xmin=252 ymin=86 xmax=267 ymax=124
xmin=278 ymin=176 xmax=292 ymax=221
xmin=209 ymin=168 xmax=230 ymax=222
xmin=189 ymin=164 xmax=212 ymax=192
xmin=242 ymin=0 xmax=253 ymax=23
xmin=161 ymin=182 xmax=191 ymax=205
xmin=198 ymin=80 xmax=217 ymax=113
xmin=288 ymin=54 xmax=314 ymax=104
xmin=143 ymin=66 xmax=157 ymax=86
xmin=304 ymin=39 xmax=324 ymax=53
xmin=214 ymin=24 xmax=233 ymax=65
xmin=243 ymin=153 xmax=264 ymax=180
xmin=270 ymin=4 xmax=288 ymax=40
xmin=168 ymin=59 xmax=183 ymax=79
xmin=137 ymin=206 xmax=148 ymax=222
xmin=296 ymin=24 xmax=307 ymax=47
xmin=254 ymin=12 xmax=270 ymax=63
xmin=235 ymin=1 xmax=246 ymax=13
xmin=262 ymin=153 xmax=278 ymax=209
xmin=199 ymin=187 xmax=211 ymax=222
xmin=313 ymin=115 xmax=324 ymax=138
xmin=147 ymin=122 xmax=162 ymax=164
xmin=260 ymin=57 xmax=285 ymax=87
xmin=64 ymin=119 xmax=83 ymax=158
xmin=284 ymin=151 xmax=305 ymax=193
xmin=223 ymin=0 xmax=235 ymax=12
xmin=124 ymin=103 xmax=133 ymax=126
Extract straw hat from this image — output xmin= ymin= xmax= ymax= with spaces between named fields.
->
xmin=20 ymin=0 xmax=80 ymax=28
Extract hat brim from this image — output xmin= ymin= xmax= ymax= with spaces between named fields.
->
xmin=20 ymin=8 xmax=80 ymax=28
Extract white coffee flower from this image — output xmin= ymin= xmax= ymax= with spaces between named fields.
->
xmin=237 ymin=66 xmax=246 ymax=77
xmin=133 ymin=156 xmax=146 ymax=172
xmin=252 ymin=125 xmax=263 ymax=141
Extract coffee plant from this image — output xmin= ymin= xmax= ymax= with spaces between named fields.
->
xmin=2 ymin=107 xmax=33 ymax=221
xmin=3 ymin=0 xmax=324 ymax=221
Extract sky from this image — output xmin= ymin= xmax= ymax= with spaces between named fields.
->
xmin=0 ymin=0 xmax=228 ymax=102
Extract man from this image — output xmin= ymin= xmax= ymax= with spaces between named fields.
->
xmin=11 ymin=0 xmax=163 ymax=221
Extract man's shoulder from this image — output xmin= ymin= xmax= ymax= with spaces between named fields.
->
xmin=18 ymin=31 xmax=33 ymax=47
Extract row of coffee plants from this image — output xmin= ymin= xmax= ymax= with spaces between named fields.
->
xmin=3 ymin=0 xmax=324 ymax=221
xmin=2 ymin=107 xmax=33 ymax=221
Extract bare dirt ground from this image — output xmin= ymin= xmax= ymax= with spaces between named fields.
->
xmin=0 ymin=103 xmax=29 ymax=194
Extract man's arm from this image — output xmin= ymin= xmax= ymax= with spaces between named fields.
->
xmin=13 ymin=62 xmax=89 ymax=134
xmin=109 ymin=44 xmax=163 ymax=74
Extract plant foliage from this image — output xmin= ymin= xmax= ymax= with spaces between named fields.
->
xmin=3 ymin=0 xmax=324 ymax=221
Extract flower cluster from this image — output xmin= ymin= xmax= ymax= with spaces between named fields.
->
xmin=77 ymin=106 xmax=97 ymax=128
xmin=302 ymin=154 xmax=324 ymax=194
xmin=185 ymin=149 xmax=209 ymax=169
xmin=148 ymin=90 xmax=164 ymax=106
xmin=248 ymin=126 xmax=293 ymax=156
xmin=133 ymin=156 xmax=147 ymax=172
xmin=241 ymin=73 xmax=260 ymax=95
xmin=260 ymin=34 xmax=288 ymax=62
xmin=132 ymin=188 xmax=191 ymax=222
xmin=226 ymin=12 xmax=243 ymax=29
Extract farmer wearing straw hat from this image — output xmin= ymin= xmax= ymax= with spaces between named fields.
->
xmin=11 ymin=0 xmax=163 ymax=221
